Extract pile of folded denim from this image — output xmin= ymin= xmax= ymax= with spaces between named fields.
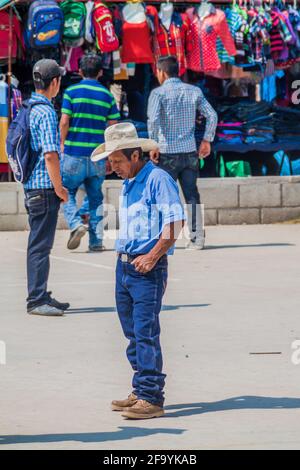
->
xmin=217 ymin=100 xmax=272 ymax=123
xmin=128 ymin=102 xmax=300 ymax=148
xmin=216 ymin=100 xmax=274 ymax=145
xmin=215 ymin=99 xmax=300 ymax=145
xmin=271 ymin=105 xmax=300 ymax=142
xmin=217 ymin=122 xmax=244 ymax=145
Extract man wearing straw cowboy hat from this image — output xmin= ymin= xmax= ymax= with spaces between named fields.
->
xmin=91 ymin=122 xmax=185 ymax=419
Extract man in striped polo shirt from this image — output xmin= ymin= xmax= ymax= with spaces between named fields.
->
xmin=60 ymin=54 xmax=120 ymax=251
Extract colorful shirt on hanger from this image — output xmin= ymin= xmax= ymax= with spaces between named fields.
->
xmin=121 ymin=5 xmax=155 ymax=64
xmin=186 ymin=7 xmax=236 ymax=74
xmin=217 ymin=7 xmax=243 ymax=65
xmin=248 ymin=7 xmax=272 ymax=63
xmin=270 ymin=8 xmax=292 ymax=60
xmin=0 ymin=11 xmax=24 ymax=60
xmin=153 ymin=11 xmax=190 ymax=76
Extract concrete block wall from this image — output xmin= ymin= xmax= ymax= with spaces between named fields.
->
xmin=0 ymin=176 xmax=299 ymax=230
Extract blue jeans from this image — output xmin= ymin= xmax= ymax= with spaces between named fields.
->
xmin=62 ymin=155 xmax=105 ymax=248
xmin=25 ymin=189 xmax=61 ymax=310
xmin=115 ymin=256 xmax=168 ymax=406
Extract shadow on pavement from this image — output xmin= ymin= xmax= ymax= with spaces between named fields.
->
xmin=0 ymin=426 xmax=185 ymax=446
xmin=69 ymin=249 xmax=116 ymax=254
xmin=176 ymin=243 xmax=294 ymax=251
xmin=164 ymin=396 xmax=300 ymax=418
xmin=65 ymin=304 xmax=210 ymax=315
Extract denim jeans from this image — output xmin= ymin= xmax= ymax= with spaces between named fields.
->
xmin=62 ymin=155 xmax=105 ymax=248
xmin=115 ymin=256 xmax=168 ymax=406
xmin=25 ymin=189 xmax=61 ymax=310
xmin=159 ymin=152 xmax=204 ymax=238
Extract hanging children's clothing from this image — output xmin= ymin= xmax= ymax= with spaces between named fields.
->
xmin=152 ymin=10 xmax=190 ymax=76
xmin=62 ymin=46 xmax=85 ymax=73
xmin=0 ymin=10 xmax=24 ymax=61
xmin=0 ymin=75 xmax=8 ymax=164
xmin=186 ymin=5 xmax=237 ymax=74
xmin=121 ymin=3 xmax=154 ymax=64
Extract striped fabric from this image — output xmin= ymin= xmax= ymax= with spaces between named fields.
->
xmin=24 ymin=93 xmax=60 ymax=190
xmin=217 ymin=8 xmax=242 ymax=64
xmin=270 ymin=11 xmax=285 ymax=58
xmin=62 ymin=79 xmax=120 ymax=157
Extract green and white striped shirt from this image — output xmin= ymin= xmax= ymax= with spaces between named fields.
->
xmin=62 ymin=79 xmax=120 ymax=158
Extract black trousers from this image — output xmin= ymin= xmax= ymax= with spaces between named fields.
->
xmin=25 ymin=189 xmax=60 ymax=310
xmin=159 ymin=152 xmax=201 ymax=233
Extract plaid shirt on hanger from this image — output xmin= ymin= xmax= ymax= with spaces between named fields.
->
xmin=153 ymin=12 xmax=190 ymax=76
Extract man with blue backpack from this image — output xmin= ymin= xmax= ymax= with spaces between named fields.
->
xmin=7 ymin=59 xmax=69 ymax=317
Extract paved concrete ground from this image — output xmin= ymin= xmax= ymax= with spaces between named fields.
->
xmin=0 ymin=225 xmax=300 ymax=450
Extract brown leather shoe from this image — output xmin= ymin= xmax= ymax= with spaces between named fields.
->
xmin=111 ymin=393 xmax=138 ymax=411
xmin=121 ymin=399 xmax=164 ymax=419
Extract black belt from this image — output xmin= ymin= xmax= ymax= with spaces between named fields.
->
xmin=25 ymin=188 xmax=55 ymax=193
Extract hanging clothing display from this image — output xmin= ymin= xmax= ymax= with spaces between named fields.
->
xmin=217 ymin=7 xmax=242 ymax=65
xmin=11 ymin=86 xmax=22 ymax=119
xmin=121 ymin=3 xmax=154 ymax=64
xmin=0 ymin=76 xmax=8 ymax=164
xmin=62 ymin=46 xmax=85 ymax=73
xmin=2 ymin=1 xmax=300 ymax=75
xmin=0 ymin=10 xmax=24 ymax=61
xmin=186 ymin=5 xmax=237 ymax=73
xmin=152 ymin=11 xmax=190 ymax=76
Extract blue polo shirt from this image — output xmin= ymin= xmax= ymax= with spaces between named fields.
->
xmin=62 ymin=79 xmax=120 ymax=157
xmin=116 ymin=162 xmax=185 ymax=255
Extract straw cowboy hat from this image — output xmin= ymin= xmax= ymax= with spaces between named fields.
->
xmin=91 ymin=122 xmax=159 ymax=162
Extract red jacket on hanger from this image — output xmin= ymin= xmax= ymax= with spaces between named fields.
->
xmin=0 ymin=11 xmax=24 ymax=60
xmin=186 ymin=8 xmax=236 ymax=73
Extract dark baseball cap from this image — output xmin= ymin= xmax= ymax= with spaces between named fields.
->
xmin=33 ymin=59 xmax=65 ymax=83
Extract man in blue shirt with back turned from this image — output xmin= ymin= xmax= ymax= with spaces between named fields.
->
xmin=91 ymin=122 xmax=185 ymax=420
xmin=60 ymin=54 xmax=120 ymax=252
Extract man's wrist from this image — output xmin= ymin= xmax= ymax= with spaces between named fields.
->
xmin=54 ymin=184 xmax=63 ymax=193
xmin=147 ymin=251 xmax=161 ymax=264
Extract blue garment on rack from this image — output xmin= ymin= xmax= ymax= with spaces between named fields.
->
xmin=261 ymin=71 xmax=285 ymax=103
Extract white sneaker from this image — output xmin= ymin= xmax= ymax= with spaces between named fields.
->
xmin=28 ymin=304 xmax=64 ymax=316
xmin=186 ymin=238 xmax=205 ymax=250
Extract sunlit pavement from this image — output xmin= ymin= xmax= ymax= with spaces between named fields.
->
xmin=1 ymin=225 xmax=300 ymax=450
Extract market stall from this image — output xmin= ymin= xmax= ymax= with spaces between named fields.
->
xmin=1 ymin=0 xmax=300 ymax=179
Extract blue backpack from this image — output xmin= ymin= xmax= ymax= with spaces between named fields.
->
xmin=6 ymin=101 xmax=51 ymax=184
xmin=25 ymin=0 xmax=64 ymax=49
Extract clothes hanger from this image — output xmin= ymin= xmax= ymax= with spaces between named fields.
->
xmin=198 ymin=0 xmax=215 ymax=18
